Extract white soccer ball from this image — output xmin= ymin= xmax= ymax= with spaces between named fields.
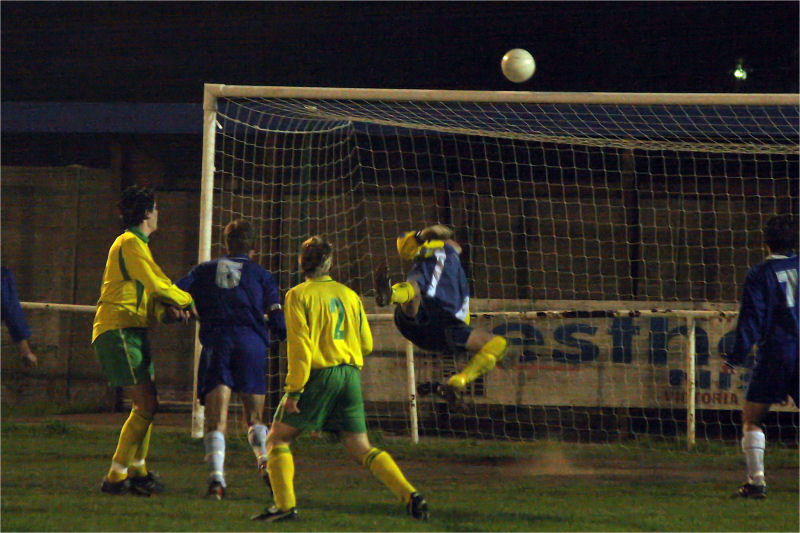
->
xmin=501 ymin=48 xmax=536 ymax=83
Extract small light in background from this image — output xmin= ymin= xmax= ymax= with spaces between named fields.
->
xmin=732 ymin=58 xmax=749 ymax=81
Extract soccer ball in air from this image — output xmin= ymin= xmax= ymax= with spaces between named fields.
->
xmin=501 ymin=48 xmax=536 ymax=83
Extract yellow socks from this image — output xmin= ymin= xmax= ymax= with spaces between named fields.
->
xmin=363 ymin=448 xmax=416 ymax=503
xmin=107 ymin=408 xmax=153 ymax=482
xmin=390 ymin=282 xmax=415 ymax=305
xmin=129 ymin=423 xmax=152 ymax=477
xmin=267 ymin=445 xmax=296 ymax=510
xmin=448 ymin=336 xmax=508 ymax=390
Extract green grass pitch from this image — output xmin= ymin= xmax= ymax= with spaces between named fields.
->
xmin=1 ymin=414 xmax=797 ymax=532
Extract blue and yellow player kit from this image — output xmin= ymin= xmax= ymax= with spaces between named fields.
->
xmin=394 ymin=239 xmax=473 ymax=354
xmin=178 ymin=254 xmax=286 ymax=402
xmin=387 ymin=229 xmax=507 ymax=395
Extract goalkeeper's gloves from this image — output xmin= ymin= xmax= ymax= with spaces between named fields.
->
xmin=397 ymin=229 xmax=449 ymax=260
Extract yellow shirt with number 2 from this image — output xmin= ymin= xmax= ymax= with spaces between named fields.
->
xmin=284 ymin=275 xmax=373 ymax=394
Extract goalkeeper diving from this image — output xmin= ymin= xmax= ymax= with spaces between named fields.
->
xmin=376 ymin=225 xmax=508 ymax=407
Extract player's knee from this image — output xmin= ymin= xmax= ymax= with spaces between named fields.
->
xmin=266 ymin=423 xmax=296 ymax=448
xmin=743 ymin=420 xmax=765 ymax=433
xmin=210 ymin=419 xmax=227 ymax=434
xmin=341 ymin=432 xmax=372 ymax=462
xmin=241 ymin=407 xmax=260 ymax=427
xmin=134 ymin=397 xmax=159 ymax=416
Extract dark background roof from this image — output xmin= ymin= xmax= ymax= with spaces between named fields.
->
xmin=2 ymin=1 xmax=798 ymax=103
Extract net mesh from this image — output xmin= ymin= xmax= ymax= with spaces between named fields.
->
xmin=208 ymin=91 xmax=799 ymax=446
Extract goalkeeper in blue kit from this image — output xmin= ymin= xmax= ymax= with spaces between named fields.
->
xmin=376 ymin=224 xmax=508 ymax=408
xmin=721 ymin=214 xmax=799 ymax=499
xmin=177 ymin=219 xmax=286 ymax=500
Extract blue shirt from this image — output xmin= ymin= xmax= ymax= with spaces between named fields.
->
xmin=1 ymin=267 xmax=32 ymax=342
xmin=725 ymin=254 xmax=799 ymax=368
xmin=407 ymin=243 xmax=470 ymax=322
xmin=177 ymin=255 xmax=286 ymax=347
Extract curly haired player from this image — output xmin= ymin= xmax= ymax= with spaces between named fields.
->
xmin=93 ymin=185 xmax=195 ymax=496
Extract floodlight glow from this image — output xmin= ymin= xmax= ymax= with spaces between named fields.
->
xmin=733 ymin=65 xmax=747 ymax=80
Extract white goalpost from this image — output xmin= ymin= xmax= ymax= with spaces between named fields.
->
xmin=191 ymin=84 xmax=799 ymax=447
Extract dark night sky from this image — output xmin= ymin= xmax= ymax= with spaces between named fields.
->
xmin=2 ymin=1 xmax=798 ymax=103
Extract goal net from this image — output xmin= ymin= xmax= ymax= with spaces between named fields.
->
xmin=198 ymin=85 xmax=799 ymax=447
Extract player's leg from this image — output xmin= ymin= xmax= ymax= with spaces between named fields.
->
xmin=332 ymin=364 xmax=428 ymax=520
xmin=241 ymin=392 xmax=270 ymax=486
xmin=253 ymin=371 xmax=328 ymax=521
xmin=738 ymin=400 xmax=771 ymax=497
xmin=104 ymin=380 xmax=158 ymax=490
xmin=95 ymin=328 xmax=158 ymax=495
xmin=340 ymin=431 xmax=427 ymax=520
xmin=446 ymin=328 xmax=508 ymax=391
xmin=233 ymin=331 xmax=271 ymax=486
xmin=737 ymin=357 xmax=795 ymax=498
xmin=251 ymin=420 xmax=301 ymax=521
xmin=125 ymin=378 xmax=166 ymax=494
xmin=203 ymin=384 xmax=231 ymax=499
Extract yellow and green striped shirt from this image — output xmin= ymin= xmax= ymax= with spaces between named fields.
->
xmin=284 ymin=275 xmax=373 ymax=394
xmin=92 ymin=227 xmax=193 ymax=342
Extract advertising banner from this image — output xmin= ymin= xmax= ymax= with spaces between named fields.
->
xmin=362 ymin=313 xmax=797 ymax=412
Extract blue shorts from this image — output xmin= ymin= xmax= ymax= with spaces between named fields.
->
xmin=745 ymin=350 xmax=799 ymax=406
xmin=394 ymin=296 xmax=472 ymax=354
xmin=197 ymin=328 xmax=267 ymax=404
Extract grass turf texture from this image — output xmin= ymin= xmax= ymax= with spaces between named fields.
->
xmin=1 ymin=415 xmax=797 ymax=532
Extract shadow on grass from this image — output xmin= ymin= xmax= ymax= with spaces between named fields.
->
xmin=310 ymin=499 xmax=564 ymax=531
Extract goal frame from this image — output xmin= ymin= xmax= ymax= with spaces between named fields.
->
xmin=194 ymin=84 xmax=798 ymax=442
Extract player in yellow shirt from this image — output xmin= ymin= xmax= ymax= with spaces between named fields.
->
xmin=251 ymin=236 xmax=428 ymax=522
xmin=93 ymin=185 xmax=195 ymax=496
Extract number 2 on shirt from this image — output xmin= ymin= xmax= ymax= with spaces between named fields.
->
xmin=329 ymin=297 xmax=346 ymax=339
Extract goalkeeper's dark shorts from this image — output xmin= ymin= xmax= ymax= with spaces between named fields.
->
xmin=394 ymin=296 xmax=472 ymax=355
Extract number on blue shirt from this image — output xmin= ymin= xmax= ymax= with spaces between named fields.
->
xmin=775 ymin=268 xmax=798 ymax=308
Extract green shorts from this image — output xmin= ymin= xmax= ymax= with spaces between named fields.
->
xmin=275 ymin=364 xmax=367 ymax=434
xmin=93 ymin=328 xmax=153 ymax=387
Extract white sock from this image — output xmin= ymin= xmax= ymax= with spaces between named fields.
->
xmin=204 ymin=430 xmax=226 ymax=486
xmin=248 ymin=424 xmax=269 ymax=466
xmin=741 ymin=430 xmax=766 ymax=485
xmin=110 ymin=461 xmax=127 ymax=476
